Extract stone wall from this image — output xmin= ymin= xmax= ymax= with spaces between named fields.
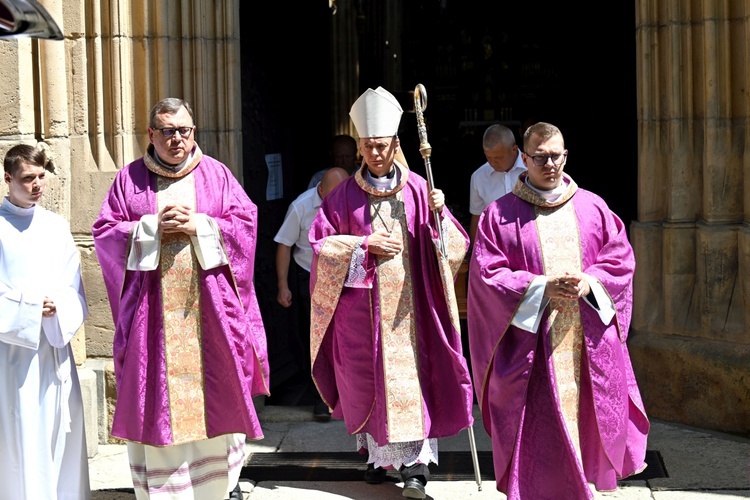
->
xmin=630 ymin=0 xmax=750 ymax=433
xmin=0 ymin=0 xmax=243 ymax=451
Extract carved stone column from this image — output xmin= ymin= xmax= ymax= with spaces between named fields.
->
xmin=631 ymin=0 xmax=750 ymax=433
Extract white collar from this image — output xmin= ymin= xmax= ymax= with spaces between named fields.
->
xmin=152 ymin=145 xmax=198 ymax=173
xmin=2 ymin=196 xmax=36 ymax=215
xmin=366 ymin=168 xmax=398 ymax=191
xmin=524 ymin=177 xmax=568 ymax=202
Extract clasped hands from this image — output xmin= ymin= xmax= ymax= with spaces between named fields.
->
xmin=545 ymin=272 xmax=591 ymax=299
xmin=368 ymin=228 xmax=403 ymax=257
xmin=159 ymin=204 xmax=197 ymax=235
xmin=42 ymin=297 xmax=56 ymax=317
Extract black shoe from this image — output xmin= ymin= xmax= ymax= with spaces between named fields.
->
xmin=402 ymin=477 xmax=426 ymax=498
xmin=227 ymin=483 xmax=243 ymax=500
xmin=399 ymin=463 xmax=430 ymax=483
xmin=313 ymin=400 xmax=331 ymax=422
xmin=364 ymin=463 xmax=388 ymax=484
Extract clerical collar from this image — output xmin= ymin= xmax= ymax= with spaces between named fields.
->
xmin=369 ymin=168 xmax=396 ymax=179
xmin=366 ymin=167 xmax=398 ymax=191
xmin=152 ymin=146 xmax=196 ymax=173
xmin=525 ymin=176 xmax=568 ymax=202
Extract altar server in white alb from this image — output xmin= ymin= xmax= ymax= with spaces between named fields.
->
xmin=0 ymin=144 xmax=91 ymax=500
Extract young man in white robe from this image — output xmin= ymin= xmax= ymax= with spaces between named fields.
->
xmin=0 ymin=144 xmax=91 ymax=499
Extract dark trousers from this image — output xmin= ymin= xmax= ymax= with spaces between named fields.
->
xmin=295 ymin=263 xmax=311 ymax=372
xmin=400 ymin=463 xmax=431 ymax=482
xmin=294 ymin=263 xmax=323 ymax=405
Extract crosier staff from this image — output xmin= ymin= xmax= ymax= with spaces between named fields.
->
xmin=414 ymin=83 xmax=444 ymax=255
xmin=414 ymin=83 xmax=482 ymax=491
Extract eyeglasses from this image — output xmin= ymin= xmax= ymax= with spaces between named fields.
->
xmin=154 ymin=126 xmax=194 ymax=138
xmin=525 ymin=151 xmax=567 ymax=167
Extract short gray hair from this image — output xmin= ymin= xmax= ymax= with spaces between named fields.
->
xmin=482 ymin=124 xmax=515 ymax=150
xmin=149 ymin=98 xmax=194 ymax=128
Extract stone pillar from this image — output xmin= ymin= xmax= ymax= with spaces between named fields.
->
xmin=0 ymin=44 xmax=36 ymax=150
xmin=122 ymin=0 xmax=242 ymax=179
xmin=331 ymin=1 xmax=359 ymax=137
xmin=0 ymin=0 xmax=246 ymax=446
xmin=631 ymin=0 xmax=750 ymax=433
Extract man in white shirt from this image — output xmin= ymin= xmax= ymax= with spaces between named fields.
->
xmin=468 ymin=123 xmax=527 ymax=244
xmin=275 ymin=166 xmax=349 ymax=421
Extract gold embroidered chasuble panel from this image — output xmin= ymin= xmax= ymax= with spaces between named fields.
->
xmin=309 ymin=163 xmax=467 ymax=442
xmin=536 ymin=200 xmax=585 ymax=461
xmin=156 ymin=173 xmax=208 ymax=444
xmin=435 ymin=218 xmax=466 ymax=333
xmin=309 ymin=236 xmax=360 ymax=372
xmin=370 ymin=192 xmax=425 ymax=442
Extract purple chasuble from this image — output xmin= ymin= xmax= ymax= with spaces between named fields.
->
xmin=309 ymin=163 xmax=474 ymax=445
xmin=468 ymin=173 xmax=649 ymax=499
xmin=92 ymin=151 xmax=269 ymax=446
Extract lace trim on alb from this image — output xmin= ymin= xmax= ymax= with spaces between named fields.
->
xmin=344 ymin=236 xmax=367 ymax=287
xmin=356 ymin=433 xmax=438 ymax=469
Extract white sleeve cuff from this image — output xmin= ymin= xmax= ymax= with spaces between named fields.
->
xmin=344 ymin=237 xmax=369 ymax=288
xmin=189 ymin=214 xmax=229 ymax=270
xmin=0 ymin=289 xmax=44 ymax=349
xmin=41 ymin=287 xmax=87 ymax=348
xmin=583 ymin=276 xmax=616 ymax=325
xmin=511 ymin=276 xmax=549 ymax=333
xmin=127 ymin=214 xmax=161 ymax=271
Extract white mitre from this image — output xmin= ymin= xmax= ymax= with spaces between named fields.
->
xmin=349 ymin=87 xmax=403 ymax=138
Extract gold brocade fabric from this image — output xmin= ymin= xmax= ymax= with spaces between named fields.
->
xmin=156 ymin=173 xmax=208 ymax=444
xmin=370 ymin=193 xmax=424 ymax=442
xmin=536 ymin=199 xmax=585 ymax=463
xmin=310 ymin=161 xmax=467 ymax=443
xmin=309 ymin=236 xmax=362 ymax=371
xmin=437 ymin=219 xmax=466 ymax=332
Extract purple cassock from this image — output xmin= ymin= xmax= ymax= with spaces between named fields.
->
xmin=468 ymin=173 xmax=649 ymax=499
xmin=308 ymin=163 xmax=475 ymax=446
xmin=92 ymin=150 xmax=269 ymax=446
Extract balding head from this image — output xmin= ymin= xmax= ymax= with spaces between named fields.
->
xmin=319 ymin=167 xmax=349 ymax=198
